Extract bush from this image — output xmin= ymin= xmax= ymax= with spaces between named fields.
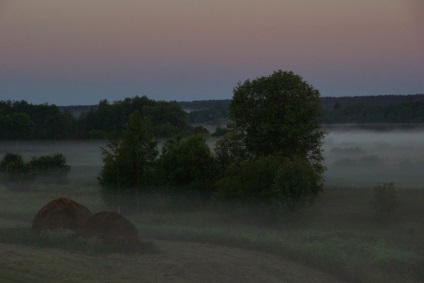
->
xmin=160 ymin=135 xmax=219 ymax=191
xmin=214 ymin=156 xmax=280 ymax=202
xmin=0 ymin=153 xmax=35 ymax=191
xmin=214 ymin=155 xmax=323 ymax=218
xmin=0 ymin=152 xmax=71 ymax=191
xmin=29 ymin=153 xmax=71 ymax=184
xmin=370 ymin=183 xmax=400 ymax=222
xmin=271 ymin=157 xmax=323 ymax=214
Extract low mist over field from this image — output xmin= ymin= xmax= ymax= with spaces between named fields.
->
xmin=1 ymin=126 xmax=424 ymax=189
xmin=323 ymin=125 xmax=424 ymax=188
xmin=1 ymin=126 xmax=424 ymax=282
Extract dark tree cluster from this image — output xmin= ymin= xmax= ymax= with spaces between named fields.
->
xmin=183 ymin=94 xmax=424 ymax=125
xmin=99 ymin=71 xmax=325 ymax=217
xmin=0 ymin=152 xmax=71 ymax=191
xmin=77 ymin=96 xmax=197 ymax=139
xmin=0 ymin=100 xmax=71 ymax=140
xmin=187 ymin=101 xmax=229 ymax=125
xmin=0 ymin=96 xmax=203 ymax=140
xmin=321 ymin=100 xmax=424 ymax=124
xmin=98 ymin=111 xmax=218 ymax=212
xmin=214 ymin=70 xmax=325 ymax=214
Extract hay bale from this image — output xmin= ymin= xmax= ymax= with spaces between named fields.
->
xmin=32 ymin=198 xmax=92 ymax=231
xmin=78 ymin=211 xmax=140 ymax=249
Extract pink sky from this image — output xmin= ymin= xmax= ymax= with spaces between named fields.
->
xmin=1 ymin=0 xmax=423 ymax=105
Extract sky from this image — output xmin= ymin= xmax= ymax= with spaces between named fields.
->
xmin=1 ymin=0 xmax=423 ymax=105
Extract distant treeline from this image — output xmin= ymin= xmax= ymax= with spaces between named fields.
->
xmin=0 ymin=96 xmax=204 ymax=140
xmin=2 ymin=94 xmax=424 ymax=140
xmin=178 ymin=94 xmax=424 ymax=125
xmin=321 ymin=95 xmax=424 ymax=123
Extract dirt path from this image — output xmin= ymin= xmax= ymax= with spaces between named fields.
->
xmin=0 ymin=241 xmax=345 ymax=283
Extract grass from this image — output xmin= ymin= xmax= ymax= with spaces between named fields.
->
xmin=134 ymin=222 xmax=422 ymax=283
xmin=1 ymin=183 xmax=424 ymax=282
xmin=0 ymin=228 xmax=158 ymax=255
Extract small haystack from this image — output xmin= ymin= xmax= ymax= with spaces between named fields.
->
xmin=32 ymin=198 xmax=92 ymax=231
xmin=78 ymin=211 xmax=140 ymax=249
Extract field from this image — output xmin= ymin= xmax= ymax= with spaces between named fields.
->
xmin=1 ymin=128 xmax=424 ymax=282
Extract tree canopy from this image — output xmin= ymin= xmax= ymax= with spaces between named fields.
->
xmin=0 ymin=96 xmax=203 ymax=140
xmin=215 ymin=70 xmax=325 ymax=213
xmin=228 ymin=70 xmax=324 ymax=165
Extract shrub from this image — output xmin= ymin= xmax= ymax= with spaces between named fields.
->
xmin=214 ymin=155 xmax=280 ymax=203
xmin=29 ymin=153 xmax=71 ymax=184
xmin=160 ymin=135 xmax=219 ymax=191
xmin=271 ymin=157 xmax=323 ymax=214
xmin=370 ymin=183 xmax=400 ymax=222
xmin=214 ymin=155 xmax=323 ymax=219
xmin=0 ymin=152 xmax=71 ymax=191
xmin=0 ymin=153 xmax=36 ymax=191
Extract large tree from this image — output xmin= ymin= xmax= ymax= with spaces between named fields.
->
xmin=228 ymin=70 xmax=324 ymax=167
xmin=215 ymin=70 xmax=325 ymax=213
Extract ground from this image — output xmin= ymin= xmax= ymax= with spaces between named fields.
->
xmin=0 ymin=241 xmax=345 ymax=283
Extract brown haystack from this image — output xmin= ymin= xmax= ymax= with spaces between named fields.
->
xmin=31 ymin=198 xmax=92 ymax=231
xmin=78 ymin=211 xmax=140 ymax=249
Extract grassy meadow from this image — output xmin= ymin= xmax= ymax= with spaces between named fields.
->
xmin=1 ymin=128 xmax=424 ymax=282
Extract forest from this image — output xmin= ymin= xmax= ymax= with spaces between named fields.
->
xmin=0 ymin=96 xmax=206 ymax=140
xmin=182 ymin=94 xmax=424 ymax=125
xmin=1 ymin=94 xmax=423 ymax=141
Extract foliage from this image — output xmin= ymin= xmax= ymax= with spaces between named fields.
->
xmin=322 ymin=96 xmax=424 ymax=124
xmin=29 ymin=153 xmax=71 ymax=184
xmin=271 ymin=157 xmax=323 ymax=214
xmin=0 ymin=152 xmax=71 ymax=191
xmin=98 ymin=111 xmax=159 ymax=211
xmin=214 ymin=124 xmax=252 ymax=170
xmin=0 ymin=153 xmax=35 ymax=185
xmin=0 ymin=100 xmax=68 ymax=140
xmin=77 ymin=96 xmax=194 ymax=139
xmin=214 ymin=70 xmax=325 ymax=215
xmin=187 ymin=101 xmax=229 ymax=125
xmin=229 ymin=70 xmax=324 ymax=165
xmin=214 ymin=156 xmax=280 ymax=203
xmin=2 ymin=94 xmax=424 ymax=142
xmin=370 ymin=183 xmax=400 ymax=222
xmin=160 ymin=135 xmax=219 ymax=190
xmin=0 ymin=96 xmax=201 ymax=140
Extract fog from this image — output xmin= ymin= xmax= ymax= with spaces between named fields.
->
xmin=0 ymin=140 xmax=105 ymax=185
xmin=1 ymin=128 xmax=424 ymax=282
xmin=1 ymin=127 xmax=424 ymax=189
xmin=323 ymin=126 xmax=424 ymax=188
